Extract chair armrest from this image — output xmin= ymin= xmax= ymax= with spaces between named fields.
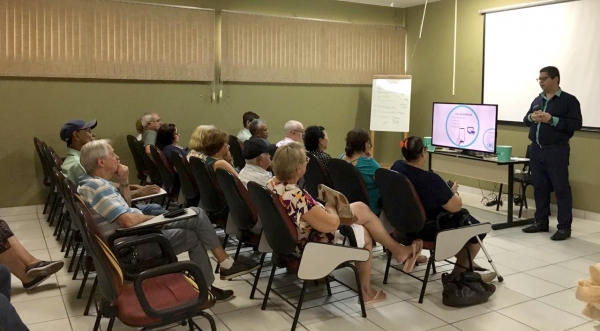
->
xmin=107 ymin=227 xmax=161 ymax=248
xmin=298 ymin=242 xmax=370 ymax=281
xmin=134 ymin=261 xmax=210 ymax=319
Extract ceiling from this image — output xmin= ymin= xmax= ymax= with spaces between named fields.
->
xmin=339 ymin=0 xmax=439 ymax=9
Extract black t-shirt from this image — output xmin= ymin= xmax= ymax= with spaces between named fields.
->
xmin=390 ymin=160 xmax=454 ymax=220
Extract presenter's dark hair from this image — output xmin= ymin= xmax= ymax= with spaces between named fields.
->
xmin=303 ymin=126 xmax=325 ymax=151
xmin=401 ymin=136 xmax=426 ymax=162
xmin=540 ymin=66 xmax=560 ymax=84
xmin=242 ymin=112 xmax=259 ymax=127
xmin=155 ymin=123 xmax=177 ymax=150
xmin=345 ymin=129 xmax=370 ymax=156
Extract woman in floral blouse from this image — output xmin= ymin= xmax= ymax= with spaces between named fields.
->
xmin=267 ymin=142 xmax=423 ymax=305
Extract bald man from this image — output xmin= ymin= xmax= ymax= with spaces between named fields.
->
xmin=276 ymin=120 xmax=304 ymax=147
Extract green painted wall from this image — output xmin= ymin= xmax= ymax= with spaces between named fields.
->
xmin=404 ymin=0 xmax=600 ymax=212
xmin=1 ymin=0 xmax=404 ymax=208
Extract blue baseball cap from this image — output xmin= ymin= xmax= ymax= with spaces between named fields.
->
xmin=60 ymin=119 xmax=97 ymax=142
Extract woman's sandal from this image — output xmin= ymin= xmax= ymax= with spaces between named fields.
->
xmin=402 ymin=240 xmax=424 ymax=273
xmin=362 ymin=289 xmax=387 ymax=305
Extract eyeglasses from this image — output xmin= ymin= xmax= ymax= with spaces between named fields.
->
xmin=150 ymin=118 xmax=162 ymax=123
xmin=305 ymin=156 xmax=310 ymax=163
xmin=536 ymin=77 xmax=550 ymax=82
xmin=78 ymin=128 xmax=92 ymax=134
xmin=293 ymin=130 xmax=305 ymax=134
xmin=174 ymin=132 xmax=180 ymax=136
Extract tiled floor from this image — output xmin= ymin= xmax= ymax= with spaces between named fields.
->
xmin=3 ymin=192 xmax=600 ymax=331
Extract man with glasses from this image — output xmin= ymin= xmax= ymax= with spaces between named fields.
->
xmin=522 ymin=66 xmax=582 ymax=241
xmin=141 ymin=112 xmax=162 ymax=158
xmin=276 ymin=120 xmax=305 ymax=147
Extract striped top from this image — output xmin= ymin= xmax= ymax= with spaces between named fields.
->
xmin=78 ymin=175 xmax=142 ymax=225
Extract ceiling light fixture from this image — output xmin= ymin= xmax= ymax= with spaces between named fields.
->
xmin=391 ymin=1 xmax=395 ymax=7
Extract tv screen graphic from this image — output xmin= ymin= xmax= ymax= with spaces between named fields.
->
xmin=432 ymin=103 xmax=498 ymax=153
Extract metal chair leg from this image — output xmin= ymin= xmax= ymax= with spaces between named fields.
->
xmin=106 ymin=317 xmax=116 ymax=331
xmin=291 ymin=282 xmax=308 ymax=331
xmin=250 ymin=253 xmax=266 ymax=299
xmin=63 ymin=228 xmax=73 ymax=256
xmin=261 ymin=263 xmax=278 ymax=310
xmin=92 ymin=310 xmax=103 ymax=331
xmin=234 ymin=240 xmax=243 ymax=261
xmin=418 ymin=257 xmax=434 ymax=303
xmin=73 ymin=248 xmax=86 ymax=280
xmin=348 ymin=264 xmax=367 ymax=318
xmin=84 ymin=278 xmax=98 ymax=316
xmin=383 ymin=252 xmax=392 ymax=284
xmin=77 ymin=270 xmax=89 ymax=299
xmin=68 ymin=241 xmax=80 ymax=272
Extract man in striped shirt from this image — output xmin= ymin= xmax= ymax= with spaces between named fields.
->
xmin=77 ymin=139 xmax=259 ymax=302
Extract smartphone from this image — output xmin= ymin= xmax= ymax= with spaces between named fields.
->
xmin=459 ymin=128 xmax=465 ymax=144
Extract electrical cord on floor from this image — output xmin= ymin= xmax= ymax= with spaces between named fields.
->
xmin=479 ymin=181 xmax=504 ymax=207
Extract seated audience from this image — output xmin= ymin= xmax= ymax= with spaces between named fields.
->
xmin=0 ymin=220 xmax=63 ymax=290
xmin=267 ymin=143 xmax=423 ymax=305
xmin=249 ymin=119 xmax=269 ymax=141
xmin=237 ymin=111 xmax=260 ymax=142
xmin=141 ymin=112 xmax=162 ymax=158
xmin=391 ymin=136 xmax=495 ymax=281
xmin=238 ymin=139 xmax=273 ymax=188
xmin=155 ymin=123 xmax=187 ymax=164
xmin=276 ymin=120 xmax=304 ymax=147
xmin=0 ymin=264 xmax=28 ymax=330
xmin=340 ymin=129 xmax=381 ymax=215
xmin=135 ymin=117 xmax=144 ymax=141
xmin=202 ymin=128 xmax=237 ymax=176
xmin=60 ymin=119 xmax=165 ymax=216
xmin=78 ymin=139 xmax=259 ymax=301
xmin=187 ymin=125 xmax=215 ymax=161
xmin=303 ymin=125 xmax=332 ymax=170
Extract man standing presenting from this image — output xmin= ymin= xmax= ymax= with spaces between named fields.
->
xmin=522 ymin=66 xmax=582 ymax=240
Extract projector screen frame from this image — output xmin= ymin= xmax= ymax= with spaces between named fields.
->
xmin=479 ymin=0 xmax=599 ymax=132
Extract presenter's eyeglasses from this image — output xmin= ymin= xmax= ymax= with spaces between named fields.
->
xmin=536 ymin=77 xmax=550 ymax=82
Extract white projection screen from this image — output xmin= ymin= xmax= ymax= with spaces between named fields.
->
xmin=482 ymin=0 xmax=600 ymax=129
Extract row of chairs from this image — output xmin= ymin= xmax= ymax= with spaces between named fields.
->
xmin=303 ymin=155 xmax=496 ymax=303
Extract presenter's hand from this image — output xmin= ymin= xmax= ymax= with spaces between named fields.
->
xmin=531 ymin=111 xmax=542 ymax=122
xmin=538 ymin=112 xmax=552 ymax=123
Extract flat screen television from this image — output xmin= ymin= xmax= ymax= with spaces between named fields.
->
xmin=431 ymin=102 xmax=498 ymax=153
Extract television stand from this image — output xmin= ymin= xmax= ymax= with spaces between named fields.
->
xmin=461 ymin=150 xmax=484 ymax=159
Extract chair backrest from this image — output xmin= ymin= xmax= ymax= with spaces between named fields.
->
xmin=228 ymin=135 xmax=246 ymax=170
xmin=328 ymin=158 xmax=370 ymax=205
xmin=303 ymin=153 xmax=332 ymax=198
xmin=150 ymin=145 xmax=178 ymax=192
xmin=215 ymin=168 xmax=257 ymax=231
xmin=126 ymin=135 xmax=149 ymax=179
xmin=33 ymin=137 xmax=51 ymax=185
xmin=435 ymin=223 xmax=491 ymax=261
xmin=247 ymin=182 xmax=298 ymax=254
xmin=73 ymin=194 xmax=123 ymax=302
xmin=524 ymin=144 xmax=532 ymax=173
xmin=138 ymin=141 xmax=162 ymax=186
xmin=45 ymin=146 xmax=63 ymax=170
xmin=189 ymin=157 xmax=225 ymax=212
xmin=375 ymin=168 xmax=426 ymax=233
xmin=171 ymin=151 xmax=199 ymax=206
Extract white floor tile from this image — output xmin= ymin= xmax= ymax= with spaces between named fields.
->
xmin=480 ymin=285 xmax=532 ymax=310
xmin=305 ymin=315 xmax=384 ymax=331
xmin=2 ymin=213 xmax=41 ymax=222
xmin=538 ymin=289 xmax=592 ymax=321
xmin=558 ymin=258 xmax=597 ymax=275
xmin=0 ymin=205 xmax=38 ymax=217
xmin=428 ymin=326 xmax=460 ymax=331
xmin=408 ymin=293 xmax=492 ymax=324
xmin=498 ymin=300 xmax=588 ymax=331
xmin=26 ymin=318 xmax=72 ymax=331
xmin=69 ymin=315 xmax=100 ymax=331
xmin=218 ymin=305 xmax=292 ymax=331
xmin=13 ymin=295 xmax=68 ymax=325
xmin=453 ymin=312 xmax=536 ymax=331
xmin=525 ymin=265 xmax=588 ymax=288
xmin=365 ymin=301 xmax=446 ymax=331
xmin=515 ymin=245 xmax=580 ymax=264
xmin=12 ymin=226 xmax=44 ymax=240
xmin=17 ymin=237 xmax=48 ymax=251
xmin=276 ymin=302 xmax=348 ymax=326
xmin=484 ymin=236 xmax=537 ymax=252
xmin=566 ymin=322 xmax=600 ymax=330
xmin=542 ymin=239 xmax=600 ymax=257
xmin=10 ymin=276 xmax=61 ymax=303
xmin=486 ymin=251 xmax=550 ymax=272
xmin=500 ymin=273 xmax=565 ymax=298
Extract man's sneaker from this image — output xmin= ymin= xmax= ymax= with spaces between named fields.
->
xmin=551 ymin=229 xmax=571 ymax=241
xmin=210 ymin=286 xmax=235 ymax=302
xmin=522 ymin=223 xmax=549 ymax=233
xmin=220 ymin=260 xmax=260 ymax=280
xmin=23 ymin=275 xmax=51 ymax=291
xmin=26 ymin=260 xmax=64 ymax=278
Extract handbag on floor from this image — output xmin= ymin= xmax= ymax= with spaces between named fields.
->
xmin=442 ymin=271 xmax=496 ymax=307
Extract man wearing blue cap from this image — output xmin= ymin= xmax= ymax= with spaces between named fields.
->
xmin=60 ymin=119 xmax=165 ymax=216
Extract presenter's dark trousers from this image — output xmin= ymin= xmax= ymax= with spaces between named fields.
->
xmin=529 ymin=143 xmax=572 ymax=230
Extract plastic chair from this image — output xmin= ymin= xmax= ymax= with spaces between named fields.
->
xmin=328 ymin=159 xmax=370 ymax=206
xmin=247 ymin=181 xmax=370 ymax=331
xmin=303 ymin=153 xmax=333 ymax=199
xmin=72 ymin=195 xmax=216 ymax=331
xmin=229 ymin=135 xmax=246 ymax=170
xmin=126 ymin=135 xmax=149 ymax=184
xmin=33 ymin=137 xmax=55 ymax=214
xmin=170 ymin=151 xmax=200 ymax=208
xmin=149 ymin=145 xmax=180 ymax=201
